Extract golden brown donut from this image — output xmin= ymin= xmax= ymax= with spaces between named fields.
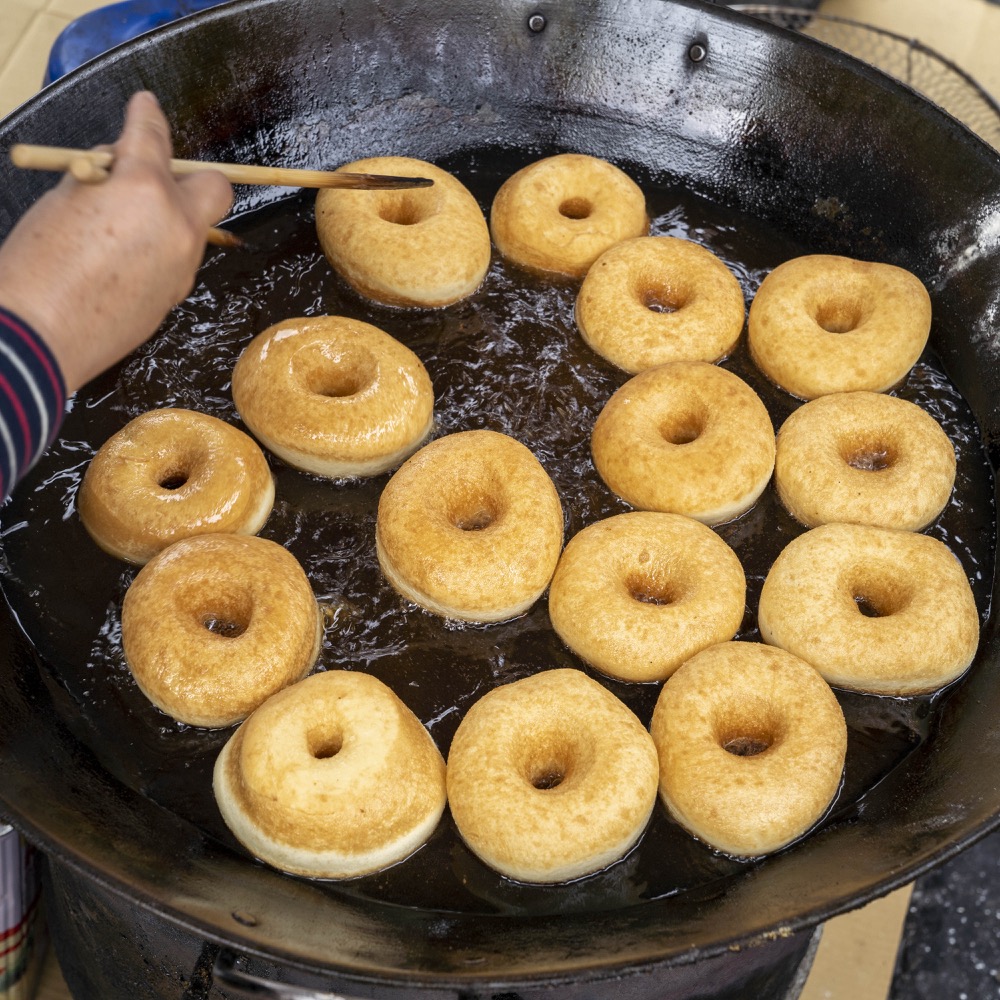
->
xmin=575 ymin=236 xmax=746 ymax=372
xmin=231 ymin=315 xmax=434 ymax=478
xmin=214 ymin=670 xmax=446 ymax=879
xmin=758 ymin=523 xmax=979 ymax=695
xmin=376 ymin=429 xmax=564 ymax=622
xmin=548 ymin=512 xmax=746 ymax=682
xmin=489 ymin=153 xmax=648 ymax=277
xmin=748 ymin=254 xmax=931 ymax=399
xmin=447 ymin=668 xmax=659 ymax=882
xmin=77 ymin=407 xmax=274 ymax=565
xmin=591 ymin=361 xmax=775 ymax=524
xmin=650 ymin=642 xmax=847 ymax=857
xmin=315 ymin=156 xmax=491 ymax=307
xmin=774 ymin=391 xmax=956 ymax=530
xmin=121 ymin=534 xmax=323 ymax=727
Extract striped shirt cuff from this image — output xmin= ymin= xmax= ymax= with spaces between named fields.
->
xmin=0 ymin=306 xmax=67 ymax=501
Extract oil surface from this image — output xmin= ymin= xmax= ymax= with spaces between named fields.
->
xmin=0 ymin=151 xmax=994 ymax=916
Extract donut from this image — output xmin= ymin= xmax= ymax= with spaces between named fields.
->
xmin=214 ymin=670 xmax=446 ymax=878
xmin=314 ymin=156 xmax=491 ymax=307
xmin=376 ymin=429 xmax=564 ymax=622
xmin=121 ymin=534 xmax=323 ymax=728
xmin=758 ymin=523 xmax=979 ymax=695
xmin=548 ymin=512 xmax=746 ymax=682
xmin=231 ymin=315 xmax=434 ymax=478
xmin=447 ymin=668 xmax=659 ymax=882
xmin=77 ymin=407 xmax=274 ymax=565
xmin=591 ymin=361 xmax=775 ymax=524
xmin=748 ymin=254 xmax=931 ymax=399
xmin=650 ymin=641 xmax=847 ymax=857
xmin=489 ymin=153 xmax=648 ymax=277
xmin=774 ymin=391 xmax=956 ymax=530
xmin=575 ymin=236 xmax=745 ymax=372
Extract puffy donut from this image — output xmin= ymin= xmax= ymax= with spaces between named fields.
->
xmin=314 ymin=156 xmax=491 ymax=307
xmin=650 ymin=642 xmax=847 ymax=857
xmin=231 ymin=315 xmax=434 ymax=478
xmin=748 ymin=254 xmax=931 ymax=399
xmin=489 ymin=153 xmax=648 ymax=277
xmin=758 ymin=523 xmax=979 ymax=695
xmin=575 ymin=236 xmax=745 ymax=372
xmin=121 ymin=534 xmax=323 ymax=727
xmin=447 ymin=668 xmax=659 ymax=883
xmin=548 ymin=512 xmax=746 ymax=682
xmin=77 ymin=408 xmax=274 ymax=565
xmin=376 ymin=429 xmax=564 ymax=622
xmin=774 ymin=391 xmax=956 ymax=531
xmin=591 ymin=361 xmax=775 ymax=524
xmin=214 ymin=670 xmax=446 ymax=878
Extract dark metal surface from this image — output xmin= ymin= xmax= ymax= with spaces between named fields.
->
xmin=2 ymin=0 xmax=1000 ymax=996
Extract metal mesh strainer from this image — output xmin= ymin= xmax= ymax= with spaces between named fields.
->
xmin=732 ymin=5 xmax=1000 ymax=149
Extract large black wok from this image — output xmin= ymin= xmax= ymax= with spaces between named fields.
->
xmin=2 ymin=0 xmax=1000 ymax=997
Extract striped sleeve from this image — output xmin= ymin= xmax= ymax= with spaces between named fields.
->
xmin=0 ymin=307 xmax=67 ymax=502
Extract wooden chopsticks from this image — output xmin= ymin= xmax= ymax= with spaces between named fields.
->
xmin=8 ymin=144 xmax=434 ymax=249
xmin=9 ymin=144 xmax=434 ymax=190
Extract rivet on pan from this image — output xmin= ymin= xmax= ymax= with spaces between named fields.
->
xmin=688 ymin=41 xmax=708 ymax=63
xmin=231 ymin=911 xmax=259 ymax=927
xmin=528 ymin=13 xmax=546 ymax=32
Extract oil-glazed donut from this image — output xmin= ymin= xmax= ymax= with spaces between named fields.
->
xmin=231 ymin=315 xmax=434 ymax=478
xmin=774 ymin=391 xmax=956 ymax=530
xmin=548 ymin=512 xmax=746 ymax=682
xmin=315 ymin=156 xmax=491 ymax=307
xmin=121 ymin=533 xmax=323 ymax=727
xmin=650 ymin=641 xmax=847 ymax=857
xmin=575 ymin=236 xmax=745 ymax=372
xmin=489 ymin=153 xmax=648 ymax=277
xmin=375 ymin=429 xmax=564 ymax=622
xmin=447 ymin=668 xmax=659 ymax=883
xmin=748 ymin=254 xmax=931 ymax=399
xmin=758 ymin=522 xmax=979 ymax=695
xmin=77 ymin=407 xmax=274 ymax=565
xmin=590 ymin=361 xmax=775 ymax=524
xmin=214 ymin=669 xmax=447 ymax=879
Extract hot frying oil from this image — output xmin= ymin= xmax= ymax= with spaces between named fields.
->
xmin=0 ymin=151 xmax=993 ymax=914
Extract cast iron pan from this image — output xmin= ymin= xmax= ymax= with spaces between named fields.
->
xmin=1 ymin=0 xmax=1000 ymax=995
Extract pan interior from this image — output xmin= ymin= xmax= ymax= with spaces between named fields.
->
xmin=0 ymin=146 xmax=992 ymax=918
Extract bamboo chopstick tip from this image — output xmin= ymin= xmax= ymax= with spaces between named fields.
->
xmin=207 ymin=227 xmax=252 ymax=251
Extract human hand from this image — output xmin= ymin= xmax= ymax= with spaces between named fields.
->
xmin=0 ymin=91 xmax=233 ymax=394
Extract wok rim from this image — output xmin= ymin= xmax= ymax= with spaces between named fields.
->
xmin=2 ymin=0 xmax=1000 ymax=989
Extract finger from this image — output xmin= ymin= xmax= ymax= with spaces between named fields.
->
xmin=113 ymin=91 xmax=173 ymax=169
xmin=177 ymin=170 xmax=235 ymax=228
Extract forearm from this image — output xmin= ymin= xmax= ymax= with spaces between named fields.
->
xmin=0 ymin=306 xmax=66 ymax=501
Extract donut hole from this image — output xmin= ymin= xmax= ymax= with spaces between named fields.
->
xmin=848 ymin=571 xmax=913 ymax=618
xmin=840 ymin=436 xmax=898 ymax=472
xmin=378 ymin=194 xmax=433 ymax=227
xmin=517 ymin=731 xmax=594 ymax=791
xmin=447 ymin=487 xmax=503 ymax=533
xmin=300 ymin=346 xmax=377 ymax=399
xmin=659 ymin=409 xmax=706 ymax=446
xmin=530 ymin=762 xmax=567 ymax=790
xmin=198 ymin=590 xmax=253 ymax=640
xmin=201 ymin=614 xmax=249 ymax=639
xmin=638 ymin=280 xmax=686 ymax=315
xmin=625 ymin=569 xmax=681 ymax=606
xmin=158 ymin=470 xmax=189 ymax=491
xmin=814 ymin=298 xmax=864 ymax=334
xmin=306 ymin=726 xmax=344 ymax=760
xmin=559 ymin=197 xmax=593 ymax=220
xmin=724 ymin=735 xmax=772 ymax=757
xmin=716 ymin=713 xmax=786 ymax=758
xmin=154 ymin=449 xmax=207 ymax=492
